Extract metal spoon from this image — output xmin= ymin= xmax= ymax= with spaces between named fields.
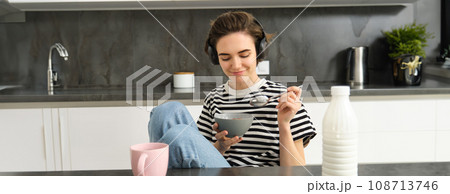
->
xmin=249 ymin=85 xmax=303 ymax=107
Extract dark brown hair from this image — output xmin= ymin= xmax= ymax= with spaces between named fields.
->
xmin=204 ymin=11 xmax=272 ymax=63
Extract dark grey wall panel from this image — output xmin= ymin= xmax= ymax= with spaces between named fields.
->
xmin=0 ymin=0 xmax=441 ymax=89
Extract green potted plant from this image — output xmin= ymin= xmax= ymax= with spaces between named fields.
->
xmin=383 ymin=23 xmax=434 ymax=85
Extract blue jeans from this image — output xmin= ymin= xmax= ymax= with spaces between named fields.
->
xmin=148 ymin=101 xmax=231 ymax=168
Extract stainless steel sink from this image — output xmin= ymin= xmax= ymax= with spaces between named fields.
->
xmin=0 ymin=85 xmax=22 ymax=91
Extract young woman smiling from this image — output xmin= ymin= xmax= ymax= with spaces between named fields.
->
xmin=148 ymin=11 xmax=316 ymax=168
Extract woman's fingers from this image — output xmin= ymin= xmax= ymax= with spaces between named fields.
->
xmin=281 ymin=91 xmax=297 ymax=102
xmin=277 ymin=91 xmax=301 ymax=111
xmin=215 ymin=130 xmax=228 ymax=140
xmin=216 ymin=133 xmax=243 ymax=152
xmin=278 ymin=101 xmax=289 ymax=111
xmin=277 ymin=87 xmax=303 ymax=123
xmin=213 ymin=123 xmax=228 ymax=141
xmin=288 ymin=92 xmax=297 ymax=102
xmin=284 ymin=102 xmax=297 ymax=111
xmin=212 ymin=123 xmax=243 ymax=153
xmin=276 ymin=91 xmax=297 ymax=108
xmin=213 ymin=123 xmax=231 ymax=140
xmin=287 ymin=86 xmax=300 ymax=92
xmin=232 ymin=136 xmax=243 ymax=143
xmin=287 ymin=86 xmax=302 ymax=99
xmin=212 ymin=123 xmax=220 ymax=133
xmin=225 ymin=136 xmax=243 ymax=147
xmin=277 ymin=92 xmax=290 ymax=106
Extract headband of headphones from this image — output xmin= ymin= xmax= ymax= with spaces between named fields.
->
xmin=207 ymin=18 xmax=267 ymax=65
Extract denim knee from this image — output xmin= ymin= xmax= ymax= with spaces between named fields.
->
xmin=158 ymin=124 xmax=197 ymax=144
xmin=158 ymin=124 xmax=230 ymax=168
xmin=150 ymin=101 xmax=187 ymax=119
xmin=158 ymin=125 xmax=200 ymax=167
xmin=148 ymin=101 xmax=197 ymax=143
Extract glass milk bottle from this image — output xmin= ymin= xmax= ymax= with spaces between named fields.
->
xmin=322 ymin=86 xmax=358 ymax=176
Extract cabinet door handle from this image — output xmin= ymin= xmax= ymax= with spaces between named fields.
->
xmin=42 ymin=109 xmax=55 ymax=171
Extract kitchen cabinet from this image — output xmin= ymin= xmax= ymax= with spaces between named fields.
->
xmin=303 ymin=97 xmax=445 ymax=165
xmin=0 ymin=109 xmax=47 ymax=172
xmin=62 ymin=105 xmax=202 ymax=170
xmin=0 ymin=104 xmax=203 ymax=171
xmin=61 ymin=107 xmax=150 ymax=170
xmin=61 ymin=99 xmax=444 ymax=169
xmin=7 ymin=0 xmax=419 ymax=11
xmin=0 ymin=96 xmax=448 ymax=171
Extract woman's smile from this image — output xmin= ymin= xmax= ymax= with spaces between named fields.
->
xmin=232 ymin=70 xmax=246 ymax=76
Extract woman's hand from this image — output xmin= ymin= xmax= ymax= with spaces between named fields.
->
xmin=212 ymin=123 xmax=243 ymax=155
xmin=276 ymin=86 xmax=302 ymax=125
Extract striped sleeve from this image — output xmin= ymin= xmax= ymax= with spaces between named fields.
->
xmin=290 ymin=103 xmax=317 ymax=147
xmin=196 ymin=93 xmax=215 ymax=142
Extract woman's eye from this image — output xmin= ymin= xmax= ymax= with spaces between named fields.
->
xmin=221 ymin=58 xmax=230 ymax=61
xmin=241 ymin=55 xmax=250 ymax=58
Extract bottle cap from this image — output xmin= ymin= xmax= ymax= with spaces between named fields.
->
xmin=331 ymin=86 xmax=350 ymax=96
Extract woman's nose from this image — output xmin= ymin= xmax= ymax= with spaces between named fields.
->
xmin=231 ymin=57 xmax=242 ymax=69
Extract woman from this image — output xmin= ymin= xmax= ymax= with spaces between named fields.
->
xmin=148 ymin=11 xmax=316 ymax=168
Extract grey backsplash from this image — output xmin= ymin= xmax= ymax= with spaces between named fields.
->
xmin=0 ymin=0 xmax=441 ymax=89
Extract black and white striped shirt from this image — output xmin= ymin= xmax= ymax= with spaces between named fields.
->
xmin=197 ymin=79 xmax=317 ymax=167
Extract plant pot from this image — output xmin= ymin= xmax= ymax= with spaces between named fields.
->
xmin=392 ymin=54 xmax=423 ymax=86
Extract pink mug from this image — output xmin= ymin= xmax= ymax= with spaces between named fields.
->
xmin=130 ymin=143 xmax=169 ymax=176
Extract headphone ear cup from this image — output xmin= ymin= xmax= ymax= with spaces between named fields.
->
xmin=257 ymin=37 xmax=267 ymax=60
xmin=208 ymin=44 xmax=219 ymax=65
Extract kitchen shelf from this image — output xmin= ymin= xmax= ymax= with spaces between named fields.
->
xmin=7 ymin=0 xmax=419 ymax=11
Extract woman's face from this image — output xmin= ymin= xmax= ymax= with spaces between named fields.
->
xmin=215 ymin=31 xmax=259 ymax=87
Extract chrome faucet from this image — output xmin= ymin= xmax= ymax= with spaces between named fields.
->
xmin=48 ymin=43 xmax=68 ymax=95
